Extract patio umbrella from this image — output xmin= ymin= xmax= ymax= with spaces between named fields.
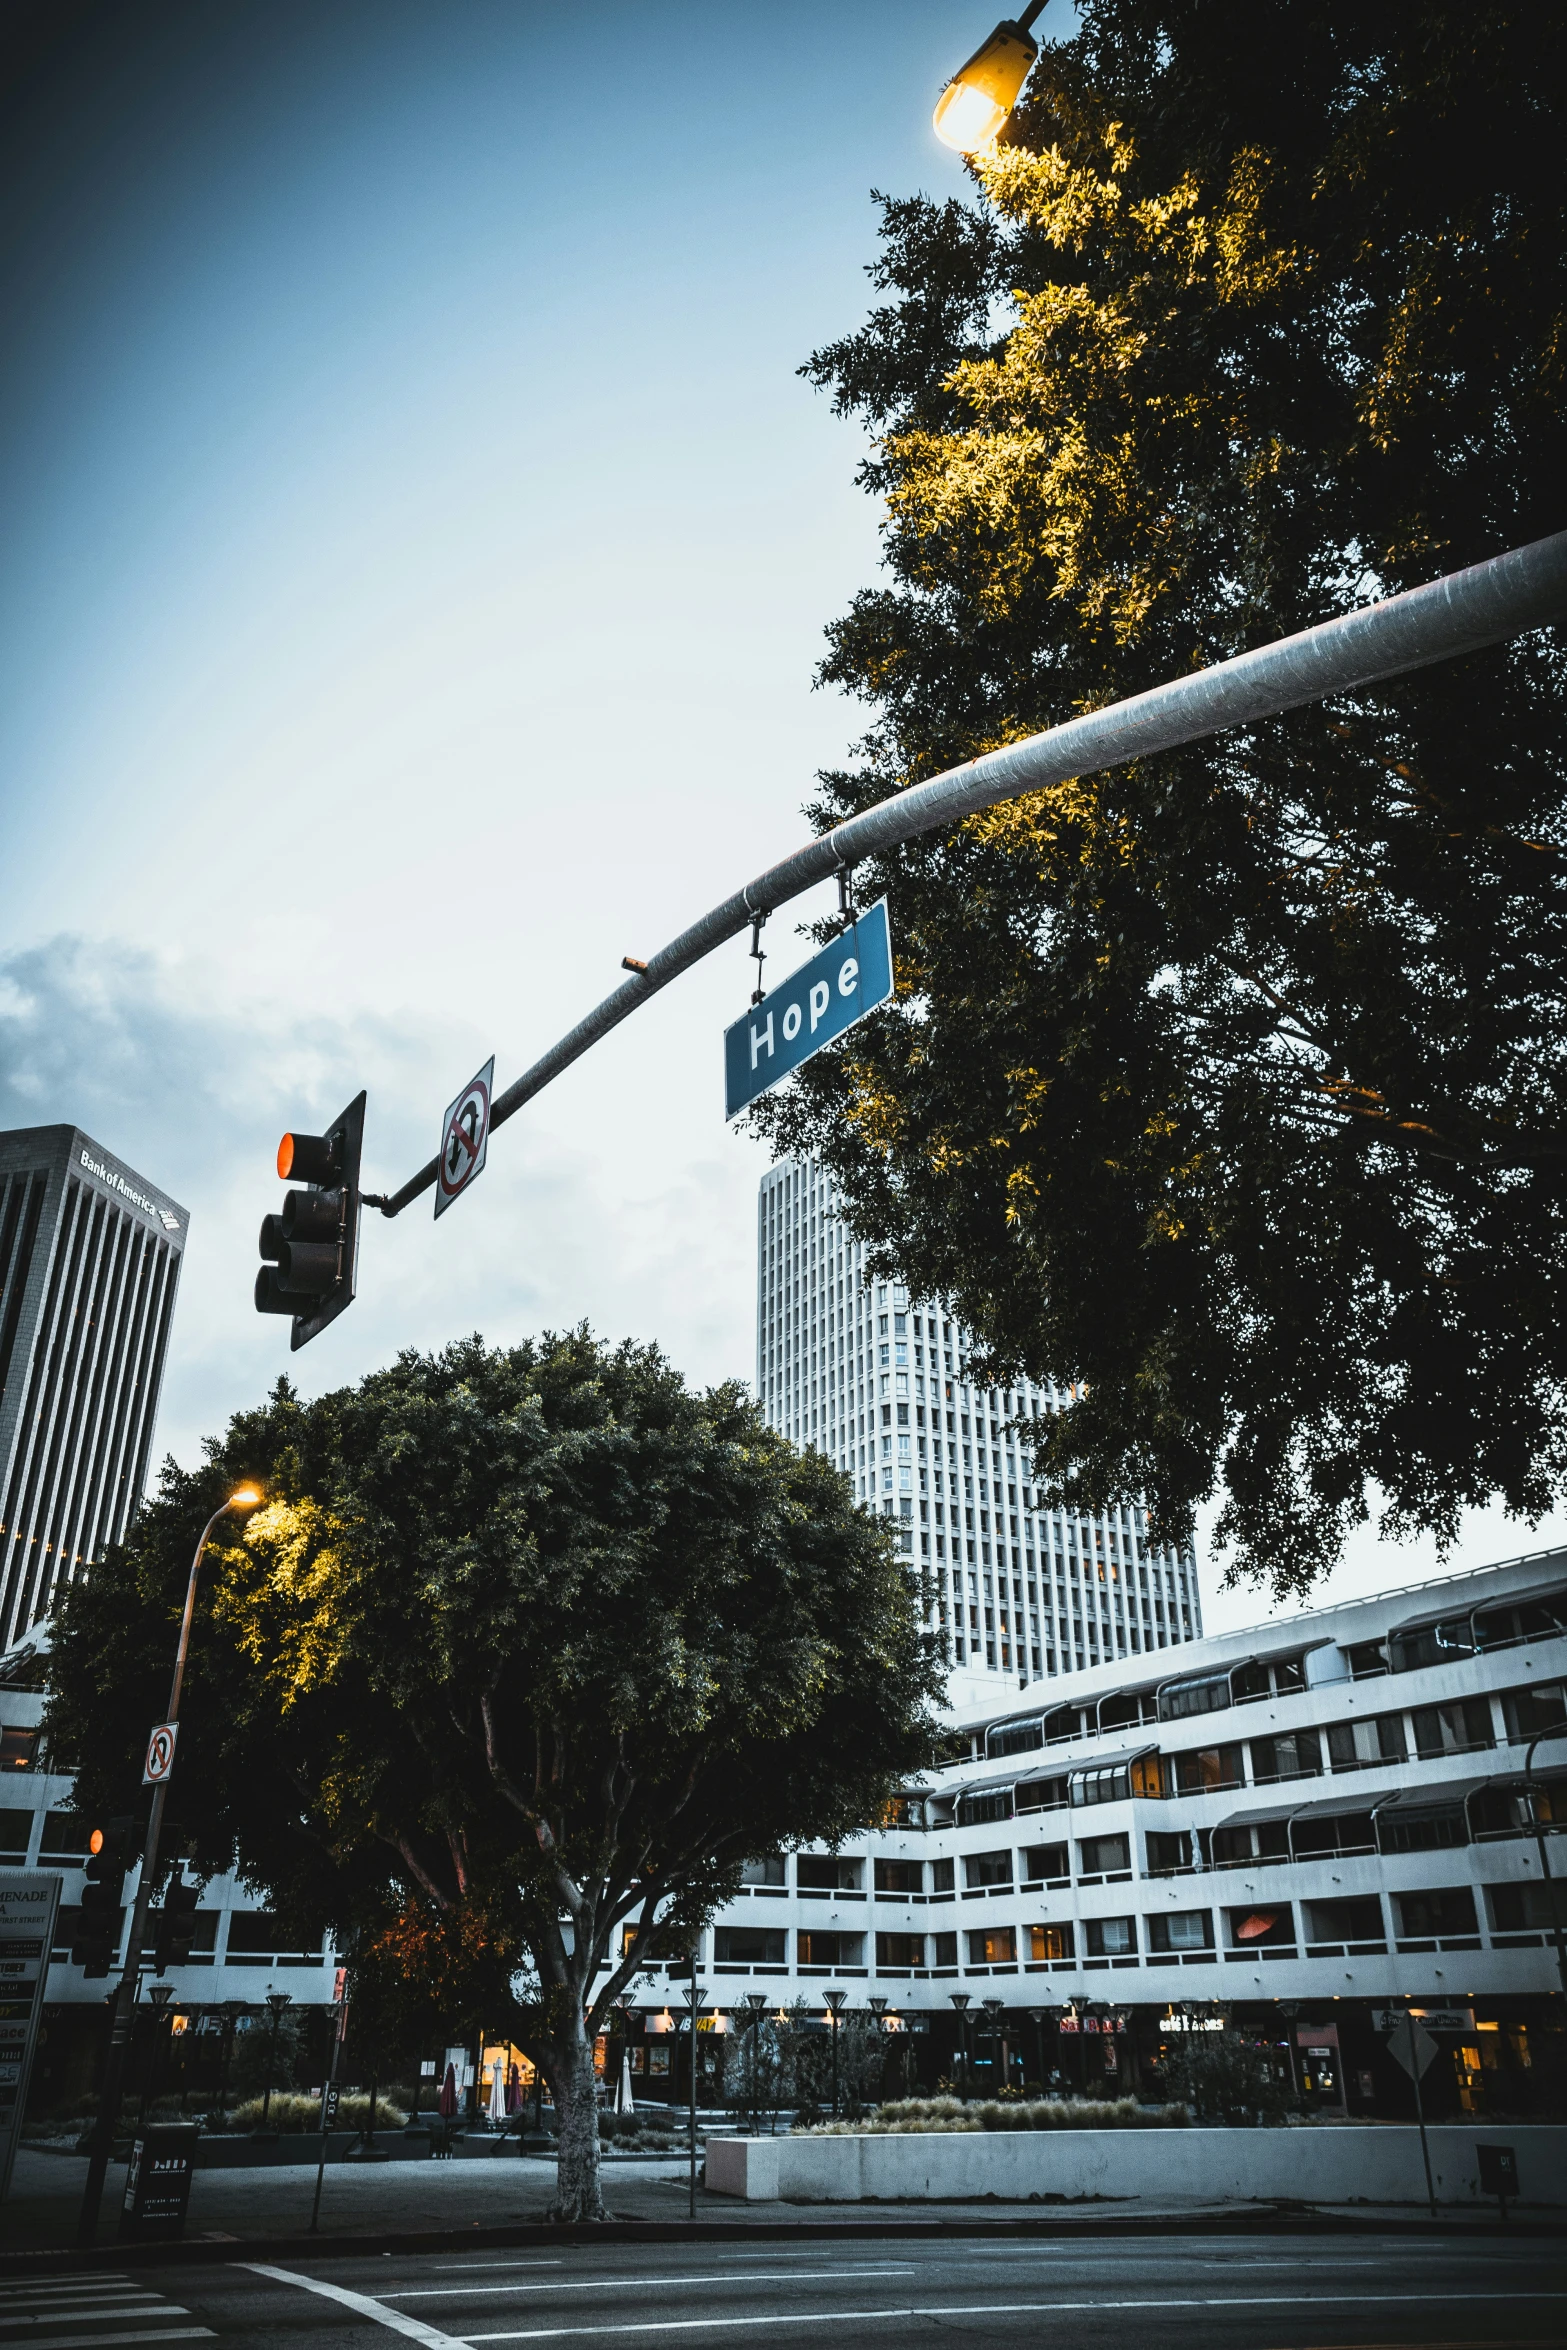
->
xmin=487 ymin=2055 xmax=507 ymax=2127
xmin=438 ymin=2063 xmax=458 ymax=2120
xmin=614 ymin=2049 xmax=635 ymax=2116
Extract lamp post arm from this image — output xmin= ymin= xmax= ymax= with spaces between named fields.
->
xmin=1522 ymin=1731 xmax=1567 ymax=2002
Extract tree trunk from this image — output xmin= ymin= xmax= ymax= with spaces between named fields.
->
xmin=548 ymin=2015 xmax=605 ymax=2222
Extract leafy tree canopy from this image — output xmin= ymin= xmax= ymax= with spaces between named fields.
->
xmin=755 ymin=0 xmax=1566 ymax=1598
xmin=46 ymin=1331 xmax=939 ymax=2216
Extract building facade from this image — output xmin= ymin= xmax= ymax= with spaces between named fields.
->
xmin=633 ymin=1546 xmax=1566 ymax=2119
xmin=0 ymin=1126 xmax=187 ymax=1656
xmin=756 ymin=1155 xmax=1201 ymax=1701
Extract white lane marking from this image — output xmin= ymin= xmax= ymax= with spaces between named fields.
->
xmin=0 ymin=2333 xmax=213 ymax=2350
xmin=0 ymin=2311 xmax=185 ymax=2325
xmin=427 ymin=2268 xmax=564 ymax=2276
xmin=240 ymin=2266 xmax=460 ymax=2348
xmin=389 ymin=2272 xmax=914 ymax=2302
xmin=454 ymin=2290 xmax=1567 ymax=2345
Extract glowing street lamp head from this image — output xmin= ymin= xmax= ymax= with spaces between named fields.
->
xmin=933 ymin=16 xmax=1041 ymax=154
xmin=228 ymin=1487 xmax=262 ymax=1510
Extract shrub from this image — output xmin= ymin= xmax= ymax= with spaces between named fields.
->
xmin=225 ymin=2092 xmax=406 ymax=2134
xmin=795 ymin=2095 xmax=1189 ymax=2135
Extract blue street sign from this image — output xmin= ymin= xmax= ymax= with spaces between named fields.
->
xmin=725 ymin=899 xmax=893 ymax=1119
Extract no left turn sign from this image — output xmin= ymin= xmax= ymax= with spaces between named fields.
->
xmin=142 ymin=1722 xmax=178 ymax=1786
xmin=436 ymin=1056 xmax=494 ymax=1219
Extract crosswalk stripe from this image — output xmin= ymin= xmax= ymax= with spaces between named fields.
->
xmin=0 ymin=2334 xmax=213 ymax=2350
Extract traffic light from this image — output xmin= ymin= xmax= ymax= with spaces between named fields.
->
xmin=73 ymin=1816 xmax=136 ymax=1978
xmin=255 ymin=1090 xmax=366 ymax=1351
xmin=153 ymin=1875 xmax=201 ymax=1974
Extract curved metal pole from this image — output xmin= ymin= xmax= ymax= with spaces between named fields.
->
xmin=376 ymin=528 xmax=1567 ymax=1217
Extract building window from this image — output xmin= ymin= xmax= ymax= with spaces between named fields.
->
xmin=1147 ymin=1908 xmax=1213 ymax=1952
xmin=967 ymin=1925 xmax=1016 ymax=1965
xmin=1304 ymin=1895 xmax=1385 ymax=1947
xmin=37 ymin=1810 xmax=93 ymax=1864
xmin=930 ymin=1931 xmax=958 ymax=1967
xmin=1173 ymin=1743 xmax=1245 ymax=1794
xmin=0 ymin=1808 xmax=32 ymax=1864
xmin=1020 ymin=1842 xmax=1067 ymax=1883
xmin=739 ymin=1854 xmax=786 ymax=1887
xmin=714 ymin=1926 xmax=787 ymax=1966
xmin=1084 ymin=1916 xmax=1136 ymax=1957
xmin=0 ymin=1727 xmax=39 ymax=1773
xmin=1326 ymin=1714 xmax=1407 ymax=1770
xmin=1077 ymin=1832 xmax=1129 ymax=1876
xmin=1411 ymin=1698 xmax=1494 ymax=1759
xmin=1225 ymin=1903 xmax=1294 ymax=1948
xmin=876 ymin=1931 xmax=926 ymax=1968
xmin=796 ymin=1854 xmax=863 ymax=1893
xmin=873 ymin=1858 xmax=923 ymax=1895
xmin=963 ymin=1850 xmax=1012 ymax=1890
xmin=1393 ymin=1887 xmax=1477 ymax=1940
xmin=797 ymin=1929 xmax=863 ymax=1969
xmin=1028 ymin=1921 xmax=1073 ymax=1961
xmin=1250 ymin=1728 xmax=1322 ymax=1783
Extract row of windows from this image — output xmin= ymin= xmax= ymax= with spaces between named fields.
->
xmin=708 ymin=1882 xmax=1530 ymax=1973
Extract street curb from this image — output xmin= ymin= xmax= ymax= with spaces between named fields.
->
xmin=0 ymin=2208 xmax=1555 ymax=2275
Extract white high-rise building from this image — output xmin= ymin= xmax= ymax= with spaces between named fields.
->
xmin=756 ymin=1157 xmax=1202 ymax=1702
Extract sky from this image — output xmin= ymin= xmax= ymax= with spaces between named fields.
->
xmin=1 ymin=0 xmax=1560 ymax=1640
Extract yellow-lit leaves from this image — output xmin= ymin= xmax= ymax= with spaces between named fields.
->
xmin=209 ymin=1496 xmax=352 ymax=1710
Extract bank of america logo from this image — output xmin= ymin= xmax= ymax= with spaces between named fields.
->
xmin=159 ymin=1210 xmax=180 ymax=1232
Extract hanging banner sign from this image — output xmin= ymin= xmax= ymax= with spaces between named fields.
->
xmin=435 ymin=1056 xmax=494 ymax=1219
xmin=724 ymin=900 xmax=893 ymax=1120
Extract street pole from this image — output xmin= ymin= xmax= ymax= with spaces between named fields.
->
xmin=681 ymin=1962 xmax=709 ymax=2222
xmin=309 ymin=1986 xmax=347 ymax=2233
xmin=824 ymin=1989 xmax=846 ymax=2119
xmin=1522 ymin=1732 xmax=1567 ymax=2000
xmin=1403 ymin=2010 xmax=1438 ymax=2219
xmin=76 ymin=1486 xmax=261 ymax=2248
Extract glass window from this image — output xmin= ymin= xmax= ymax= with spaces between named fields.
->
xmin=957 ymin=1789 xmax=1014 ymax=1827
xmin=739 ymin=1855 xmax=786 ymax=1887
xmin=714 ymin=1926 xmax=787 ymax=1965
xmin=1250 ymin=1729 xmax=1322 ymax=1783
xmin=1028 ymin=1921 xmax=1073 ymax=1961
xmin=1305 ymin=1895 xmax=1384 ymax=1945
xmin=1389 ymin=1615 xmax=1476 ymax=1673
xmin=873 ymin=1857 xmax=923 ymax=1895
xmin=1145 ymin=1829 xmax=1191 ymax=1873
xmin=1393 ymin=1887 xmax=1476 ymax=1939
xmin=1020 ymin=1842 xmax=1068 ymax=1882
xmin=1500 ymin=1683 xmax=1567 ymax=1742
xmin=37 ymin=1810 xmax=92 ymax=1864
xmin=1147 ymin=1908 xmax=1213 ymax=1952
xmin=0 ymin=1727 xmax=39 ymax=1772
xmin=967 ymin=1925 xmax=1016 ymax=1965
xmin=929 ymin=1858 xmax=955 ymax=1895
xmin=988 ymin=1719 xmax=1045 ymax=1757
xmin=797 ymin=1929 xmax=863 ymax=1969
xmin=1226 ymin=1903 xmax=1294 ymax=1948
xmin=0 ymin=1808 xmax=32 ymax=1864
xmin=796 ymin=1854 xmax=863 ymax=1892
xmin=876 ymin=1931 xmax=926 ymax=1968
xmin=1085 ymin=1916 xmax=1136 ymax=1956
xmin=1173 ymin=1744 xmax=1245 ymax=1795
xmin=1326 ymin=1715 xmax=1407 ymax=1771
xmin=964 ymin=1850 xmax=1012 ymax=1889
xmin=1411 ymin=1698 xmax=1494 ymax=1758
xmin=1159 ymin=1675 xmax=1231 ymax=1722
xmin=1077 ymin=1833 xmax=1129 ymax=1876
xmin=929 ymin=1931 xmax=958 ymax=1967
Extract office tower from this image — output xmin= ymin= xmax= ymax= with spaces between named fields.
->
xmin=0 ymin=1126 xmax=187 ymax=1653
xmin=756 ymin=1156 xmax=1200 ymax=1694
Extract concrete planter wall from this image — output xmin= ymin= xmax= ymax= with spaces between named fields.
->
xmin=707 ymin=2124 xmax=1567 ymax=2207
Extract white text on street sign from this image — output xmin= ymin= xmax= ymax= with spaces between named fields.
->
xmin=724 ymin=900 xmax=893 ymax=1120
xmin=436 ymin=1056 xmax=494 ymax=1219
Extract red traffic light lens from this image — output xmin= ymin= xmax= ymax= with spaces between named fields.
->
xmin=88 ymin=1827 xmax=105 ymax=1857
xmin=277 ymin=1134 xmax=296 ymax=1180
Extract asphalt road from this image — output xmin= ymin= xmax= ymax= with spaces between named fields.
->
xmin=2 ymin=2237 xmax=1561 ymax=2350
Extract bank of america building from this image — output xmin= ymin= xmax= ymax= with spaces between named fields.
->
xmin=757 ymin=1156 xmax=1202 ymax=1700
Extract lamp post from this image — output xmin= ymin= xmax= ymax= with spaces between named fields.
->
xmin=867 ymin=1995 xmax=888 ymax=2111
xmin=823 ymin=1989 xmax=847 ymax=2120
xmin=933 ymin=5 xmax=1051 ymax=154
xmin=261 ymin=1991 xmax=293 ymax=2125
xmin=680 ymin=1971 xmax=710 ymax=2221
xmin=743 ymin=1992 xmax=769 ymax=2134
xmin=983 ymin=1996 xmax=1006 ymax=2094
xmin=137 ymin=1983 xmax=175 ymax=2133
xmin=77 ymin=1483 xmax=262 ymax=2246
xmin=1521 ymin=1732 xmax=1567 ymax=1999
xmin=1028 ymin=2007 xmax=1052 ymax=2094
xmin=215 ymin=2001 xmax=248 ymax=2126
xmin=949 ymin=1992 xmax=972 ymax=2100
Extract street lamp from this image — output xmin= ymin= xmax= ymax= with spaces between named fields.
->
xmin=933 ymin=5 xmax=1050 ymax=155
xmin=823 ymin=1988 xmax=847 ymax=2120
xmin=949 ymin=1992 xmax=972 ymax=2101
xmin=743 ymin=1992 xmax=769 ymax=2134
xmin=983 ymin=1996 xmax=1006 ymax=2093
xmin=679 ymin=1973 xmax=710 ymax=2221
xmin=1028 ymin=2006 xmax=1051 ymax=2094
xmin=261 ymin=1991 xmax=292 ymax=2125
xmin=77 ymin=1482 xmax=263 ymax=2245
xmin=138 ymin=1982 xmax=175 ymax=2132
xmin=215 ymin=2000 xmax=249 ymax=2125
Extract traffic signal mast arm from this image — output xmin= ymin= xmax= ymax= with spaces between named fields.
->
xmin=372 ymin=527 xmax=1567 ymax=1219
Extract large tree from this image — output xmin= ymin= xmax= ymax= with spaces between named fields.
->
xmin=46 ymin=1332 xmax=939 ymax=2220
xmin=754 ymin=0 xmax=1567 ymax=1598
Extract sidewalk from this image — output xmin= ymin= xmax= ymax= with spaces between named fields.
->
xmin=1 ymin=2145 xmax=1545 ymax=2259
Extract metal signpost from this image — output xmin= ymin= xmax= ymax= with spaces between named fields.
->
xmin=0 ymin=1872 xmax=61 ymax=2201
xmin=724 ymin=901 xmax=894 ymax=1119
xmin=435 ymin=1057 xmax=494 ymax=1218
xmin=1383 ymin=2010 xmax=1440 ymax=2216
